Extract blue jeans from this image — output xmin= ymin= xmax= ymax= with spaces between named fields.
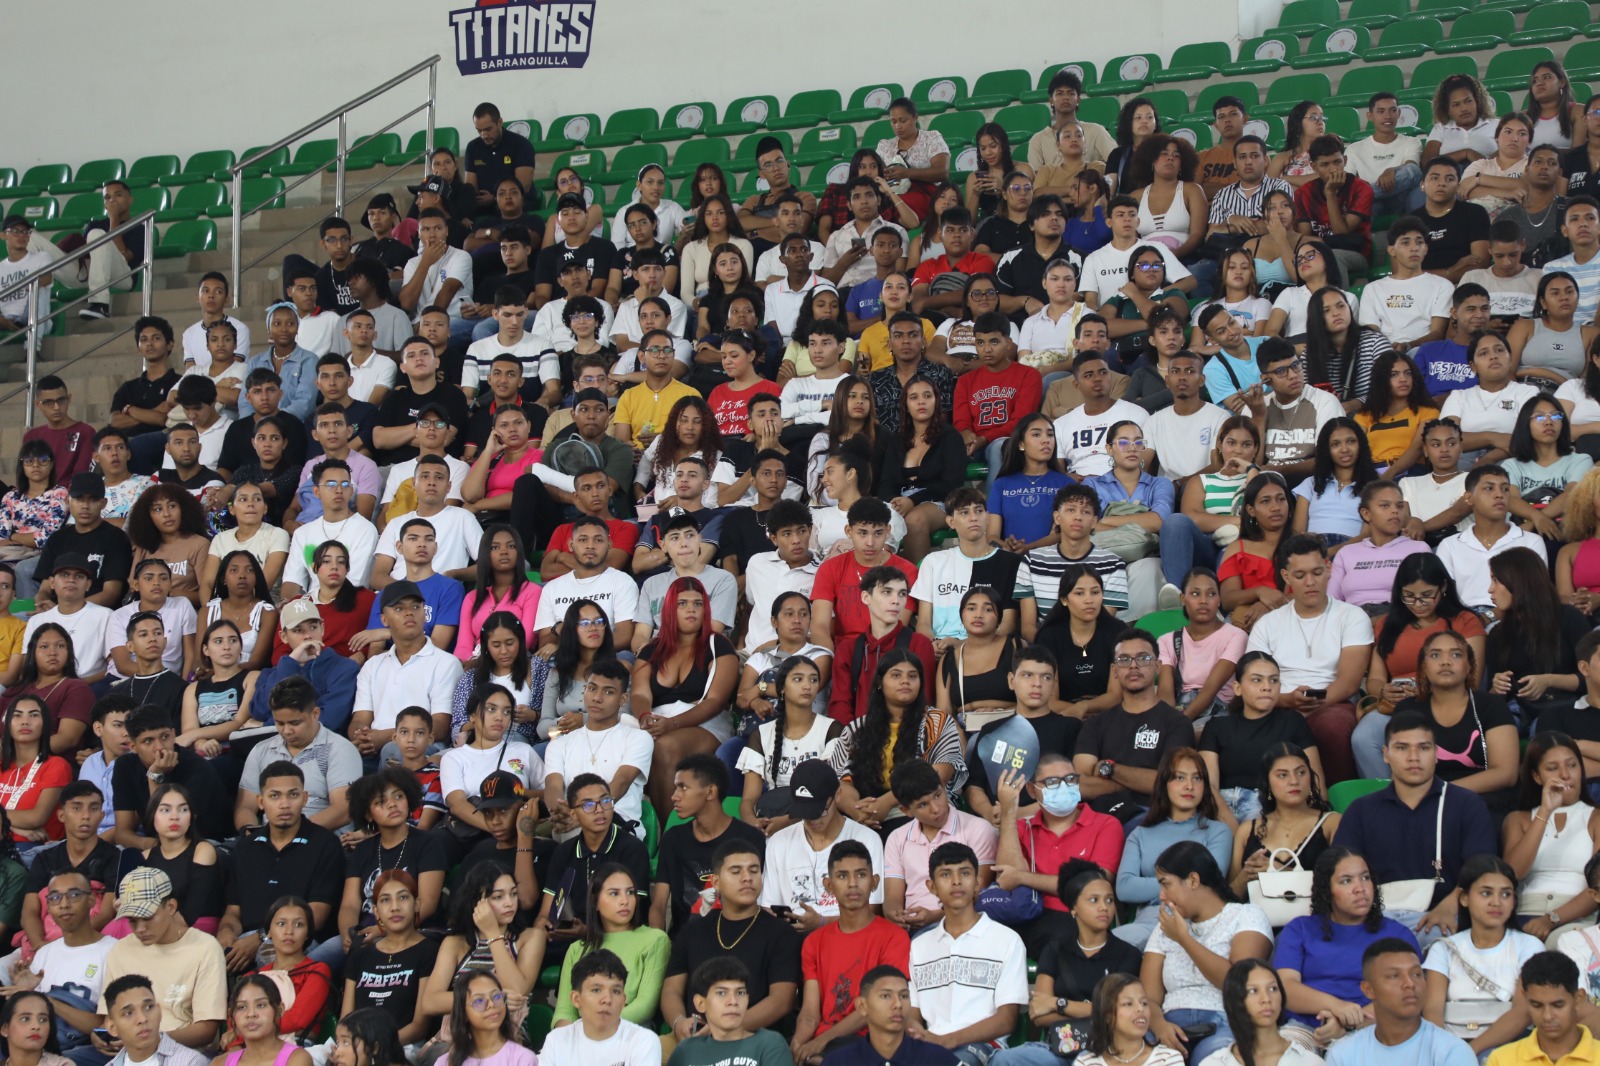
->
xmin=1221 ymin=786 xmax=1263 ymax=823
xmin=1371 ymin=161 xmax=1424 ymax=216
xmin=984 ymin=437 xmax=1008 ymax=491
xmin=1352 ymin=709 xmax=1388 ymax=779
xmin=716 ymin=734 xmax=749 ymax=792
xmin=449 ymin=314 xmax=480 ymax=347
xmin=1164 ymin=1009 xmax=1230 ymax=1065
xmin=952 ymin=1044 xmax=1003 ymax=1066
xmin=1182 ymin=258 xmax=1218 ymax=303
xmin=1159 ymin=512 xmax=1219 ymax=586
xmin=993 ymin=1043 xmax=1074 ymax=1066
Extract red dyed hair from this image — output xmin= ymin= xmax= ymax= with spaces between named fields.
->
xmin=648 ymin=576 xmax=712 ymax=676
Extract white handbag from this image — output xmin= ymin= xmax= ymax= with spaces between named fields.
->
xmin=1381 ymin=781 xmax=1447 ymax=913
xmin=1245 ymin=811 xmax=1331 ymax=927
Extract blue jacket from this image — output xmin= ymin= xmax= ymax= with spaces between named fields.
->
xmin=250 ymin=648 xmax=360 ymax=733
xmin=239 ymin=347 xmax=319 ymax=422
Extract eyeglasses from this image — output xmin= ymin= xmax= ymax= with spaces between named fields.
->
xmin=969 ymin=289 xmax=999 ymax=298
xmin=416 ymin=419 xmax=449 ymax=430
xmin=758 ymin=157 xmax=787 ymax=171
xmin=1134 ymin=262 xmax=1164 ymax=273
xmin=577 ymin=796 xmax=615 ymax=813
xmin=21 ymin=457 xmax=50 ymax=465
xmin=575 ymin=618 xmax=608 ymax=629
xmin=45 ymin=889 xmax=89 ymax=905
xmin=36 ymin=397 xmax=66 ymax=407
xmin=1036 ymin=774 xmax=1081 ymax=788
xmin=319 ymin=480 xmax=353 ymax=490
xmin=469 ymin=992 xmax=507 ymax=1012
xmin=570 ymin=311 xmax=596 ymax=320
xmin=1007 ymin=184 xmax=1034 ymax=194
xmin=1113 ymin=653 xmax=1157 ymax=667
xmin=1532 ymin=412 xmax=1566 ymax=425
xmin=1400 ymin=589 xmax=1439 ymax=605
xmin=1265 ymin=365 xmax=1299 ymax=379
xmin=642 ymin=345 xmax=675 ymax=355
xmin=1112 ymin=438 xmax=1147 ymax=450
xmin=1294 ymin=251 xmax=1320 ymax=265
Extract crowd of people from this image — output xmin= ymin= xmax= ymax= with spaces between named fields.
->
xmin=3 ymin=54 xmax=1600 ymax=1066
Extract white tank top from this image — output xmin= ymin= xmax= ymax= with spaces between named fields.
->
xmin=1137 ymin=182 xmax=1194 ymax=248
xmin=1532 ymin=113 xmax=1573 ymax=151
xmin=1520 ymin=801 xmax=1594 ymax=912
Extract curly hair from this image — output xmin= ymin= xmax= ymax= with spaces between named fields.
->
xmin=1310 ymin=847 xmax=1386 ymax=940
xmin=650 ymin=394 xmax=721 ymax=484
xmin=123 ymin=483 xmax=210 ymax=552
xmin=1122 ymin=133 xmax=1199 ymax=194
xmin=1563 ymin=468 xmax=1600 ymax=543
xmin=1114 ymin=96 xmax=1161 ymax=149
xmin=1433 ymin=74 xmax=1493 ymax=128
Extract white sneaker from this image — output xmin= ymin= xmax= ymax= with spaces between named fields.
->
xmin=1158 ymin=583 xmax=1183 ymax=611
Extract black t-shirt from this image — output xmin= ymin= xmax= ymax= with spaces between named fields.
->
xmin=159 ymin=467 xmax=222 ymax=493
xmin=112 ymin=369 xmax=182 ymax=436
xmin=543 ymin=825 xmax=652 ymax=923
xmin=345 ymin=934 xmax=440 ymax=1019
xmin=315 ymin=263 xmax=361 ymax=316
xmin=26 ymin=838 xmax=121 ymax=894
xmin=975 ymin=215 xmax=1028 ymax=258
xmin=218 ymin=412 xmax=309 ymax=474
xmin=304 ymin=399 xmax=380 ymax=459
xmin=83 ymin=218 xmax=146 ymax=266
xmin=465 ymin=130 xmax=537 ymax=194
xmin=35 ymin=521 xmax=132 ymax=598
xmin=665 ymin=910 xmax=801 ymax=1006
xmin=480 ymin=269 xmax=538 ymax=304
xmin=1486 ymin=604 xmax=1589 ymax=683
xmin=1038 ymin=928 xmax=1143 ymax=1003
xmin=1394 ymin=692 xmax=1515 ymax=782
xmin=1073 ymin=701 xmax=1195 ymax=808
xmin=1565 ymin=146 xmax=1599 ymax=200
xmin=227 ymin=819 xmax=346 ymax=931
xmin=229 ymin=462 xmax=299 ymax=527
xmin=654 ymin=818 xmax=766 ymax=932
xmin=107 ymin=673 xmax=187 ymax=729
xmin=351 ymin=237 xmax=414 ymax=275
xmin=345 ymin=829 xmax=450 ymax=924
xmin=613 ymin=243 xmax=680 ymax=301
xmin=534 ymin=237 xmax=616 ymax=291
xmin=1198 ymin=709 xmax=1318 ymax=791
xmin=996 ymin=243 xmax=1064 ymax=304
xmin=1416 ymin=201 xmax=1491 ymax=272
xmin=376 ymin=383 xmax=472 ymax=464
xmin=716 ymin=506 xmax=774 ymax=574
xmin=967 ymin=710 xmax=1083 ymax=802
xmin=1036 ymin=614 xmax=1123 ymax=703
xmin=110 ymin=748 xmax=233 ymax=841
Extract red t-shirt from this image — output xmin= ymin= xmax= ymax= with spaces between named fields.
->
xmin=912 ymin=251 xmax=997 ymax=289
xmin=271 ymin=587 xmax=378 ymax=663
xmin=0 ymin=755 xmax=72 ymax=840
xmin=952 ymin=361 xmax=1044 ymax=443
xmin=547 ymin=520 xmax=641 ymax=554
xmin=811 ymin=552 xmax=919 ymax=648
xmin=801 ymin=916 xmax=911 ymax=1030
xmin=1294 ymin=177 xmax=1375 ymax=258
xmin=1017 ymin=807 xmax=1127 ymax=912
xmin=706 ymin=380 xmax=783 ymax=437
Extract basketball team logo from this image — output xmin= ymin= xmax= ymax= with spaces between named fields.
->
xmin=449 ymin=0 xmax=596 ymax=75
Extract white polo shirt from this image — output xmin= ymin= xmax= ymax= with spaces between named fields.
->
xmin=354 ymin=640 xmax=464 ymax=728
xmin=1435 ymin=523 xmax=1548 ymax=612
xmin=909 ymin=912 xmax=1030 ymax=1040
xmin=742 ymin=551 xmax=820 ymax=652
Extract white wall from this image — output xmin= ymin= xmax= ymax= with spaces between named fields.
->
xmin=9 ymin=0 xmax=1244 ymax=171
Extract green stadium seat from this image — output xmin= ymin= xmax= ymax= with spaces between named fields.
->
xmin=994 ymin=104 xmax=1050 ymax=146
xmin=1223 ymin=35 xmax=1299 ymax=76
xmin=929 ymin=112 xmax=985 ymax=155
xmin=207 ymin=177 xmax=283 ymax=217
xmin=1565 ymin=41 xmax=1600 ymax=80
xmin=1170 ymin=123 xmax=1215 ymax=150
xmin=0 ymin=169 xmax=15 ymax=190
xmin=50 ymin=159 xmax=125 ymax=195
xmin=1133 ymin=609 xmax=1188 ymax=639
xmin=1328 ymin=778 xmax=1389 ymax=812
xmin=910 ymin=76 xmax=967 ymax=115
xmin=271 ymin=139 xmax=337 ymax=177
xmin=1340 ymin=0 xmax=1407 ymax=29
xmin=1154 ymin=41 xmax=1230 ymax=83
xmin=1481 ymin=0 xmax=1535 ymax=13
xmin=861 ymin=120 xmax=894 ymax=149
xmin=1098 ymin=54 xmax=1161 ymax=95
xmin=1433 ymin=8 xmax=1513 ymax=52
xmin=347 ymin=134 xmax=401 ymax=170
xmin=224 ymin=146 xmax=287 ymax=182
xmin=728 ymin=131 xmax=791 ymax=176
xmin=1259 ymin=73 xmax=1333 ymax=117
xmin=9 ymin=165 xmax=70 ymax=199
xmin=1276 ymin=0 xmax=1340 ymax=34
xmin=957 ymin=69 xmax=1030 ymax=109
xmin=129 ymin=187 xmax=170 ymax=217
xmin=1487 ymin=90 xmax=1517 ymax=119
xmin=736 ymin=168 xmax=772 ymax=198
xmin=1290 ymin=26 xmax=1369 ymax=68
xmin=664 ymin=137 xmax=731 ymax=181
xmin=6 ymin=196 xmax=57 ymax=223
xmin=1022 ymin=62 xmax=1098 ymax=103
xmin=160 ymin=151 xmax=235 ymax=189
xmin=1363 ymin=16 xmax=1444 ymax=60
xmin=801 ymin=162 xmax=844 ymax=195
xmin=1078 ymin=99 xmax=1120 ymax=129
xmin=153 ymin=220 xmax=216 ymax=260
xmin=1190 ymin=82 xmax=1262 ymax=122
xmin=1143 ymin=91 xmax=1192 ymax=125
xmin=1409 ymin=56 xmax=1478 ymax=93
xmin=1330 ymin=64 xmax=1406 ymax=108
xmin=663 ymin=796 xmax=742 ymax=833
xmin=643 ymin=102 xmax=716 ymax=143
xmin=535 ymin=113 xmax=602 ymax=153
xmin=586 ymin=107 xmax=659 ymax=148
xmin=765 ymin=90 xmax=842 ymax=132
xmin=381 ymin=129 xmax=461 ymax=167
xmin=156 ymin=183 xmax=226 ymax=223
xmin=1413 ymin=0 xmax=1468 ymax=21
xmin=705 ymin=96 xmax=780 ymax=136
xmin=546 ymin=150 xmax=606 ymax=187
xmin=792 ymin=125 xmax=858 ymax=167
xmin=35 ymin=192 xmax=102 ymax=233
xmin=596 ymin=144 xmax=668 ymax=188
xmin=1484 ymin=47 xmax=1556 ymax=92
xmin=1510 ymin=0 xmax=1590 ymax=44
xmin=1243 ymin=115 xmax=1288 ymax=150
xmin=1324 ymin=106 xmax=1365 ymax=140
xmin=502 ymin=119 xmax=542 ymax=145
xmin=831 ymin=84 xmax=902 ymax=123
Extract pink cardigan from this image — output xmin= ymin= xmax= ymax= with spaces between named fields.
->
xmin=454 ymin=580 xmax=543 ymax=660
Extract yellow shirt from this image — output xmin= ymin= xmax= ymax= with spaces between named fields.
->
xmin=783 ymin=337 xmax=860 ymax=376
xmin=0 ymin=616 xmax=23 ymax=666
xmin=614 ymin=379 xmax=700 ymax=446
xmin=1354 ymin=404 xmax=1439 ymax=466
xmin=1487 ymin=1026 xmax=1600 ymax=1066
xmin=859 ymin=318 xmax=936 ymax=372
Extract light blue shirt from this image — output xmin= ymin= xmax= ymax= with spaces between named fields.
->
xmin=1203 ymin=337 xmax=1266 ymax=403
xmin=1085 ymin=469 xmax=1174 ymax=519
xmin=1325 ymin=1019 xmax=1476 ymax=1066
xmin=238 ymin=346 xmax=319 ymax=421
xmin=1546 ymin=251 xmax=1600 ymax=326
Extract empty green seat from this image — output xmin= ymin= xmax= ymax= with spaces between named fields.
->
xmin=1243 ymin=115 xmax=1288 ymax=151
xmin=1143 ymin=90 xmax=1192 ymax=124
xmin=382 ymin=129 xmax=461 ymax=167
xmin=7 ymin=196 xmax=57 ymax=223
xmin=1364 ymin=16 xmax=1445 ymax=59
xmin=1340 ymin=0 xmax=1407 ymax=29
xmin=1155 ymin=41 xmax=1231 ymax=82
xmin=1433 ymin=8 xmax=1513 ymax=52
xmin=1259 ymin=74 xmax=1333 ymax=117
xmin=535 ymin=113 xmax=601 ymax=153
xmin=153 ymin=220 xmax=216 ymax=260
xmin=208 ymin=177 xmax=283 ymax=217
xmin=861 ymin=119 xmax=895 ymax=149
xmin=1077 ymin=99 xmax=1120 ymax=128
xmin=503 ymin=118 xmax=542 ymax=144
xmin=727 ymin=131 xmax=792 ymax=176
xmin=1330 ymin=64 xmax=1406 ymax=107
xmin=0 ymin=169 xmax=14 ymax=190
xmin=1277 ymin=0 xmax=1340 ymax=34
xmin=994 ymin=103 xmax=1050 ymax=144
xmin=909 ymin=76 xmax=967 ymax=115
xmin=1290 ymin=26 xmax=1368 ymax=68
xmin=50 ymin=159 xmax=126 ymax=195
xmin=929 ymin=111 xmax=985 ymax=153
xmin=596 ymin=144 xmax=668 ymax=188
xmin=1323 ymin=106 xmax=1365 ymax=140
xmin=1484 ymin=47 xmax=1555 ymax=92
xmin=1566 ymin=41 xmax=1600 ymax=80
xmin=10 ymin=165 xmax=70 ymax=198
xmin=831 ymin=84 xmax=902 ymax=123
xmin=792 ymin=126 xmax=859 ymax=167
xmin=156 ymin=183 xmax=226 ymax=223
xmin=766 ymin=90 xmax=842 ymax=132
xmin=35 ymin=192 xmax=102 ymax=233
xmin=1170 ymin=123 xmax=1215 ymax=150
xmin=347 ymin=134 xmax=401 ymax=170
xmin=129 ymin=187 xmax=170 ymax=217
xmin=1223 ymin=35 xmax=1299 ymax=75
xmin=1413 ymin=0 xmax=1468 ymax=21
xmin=223 ymin=146 xmax=285 ymax=182
xmin=1510 ymin=0 xmax=1590 ymax=44
xmin=271 ymin=139 xmax=337 ymax=177
xmin=586 ymin=107 xmax=659 ymax=148
xmin=957 ymin=69 xmax=1030 ymax=109
xmin=643 ymin=102 xmax=716 ymax=143
xmin=1098 ymin=54 xmax=1161 ymax=95
xmin=161 ymin=151 xmax=235 ymax=189
xmin=705 ymin=96 xmax=779 ymax=136
xmin=665 ymin=136 xmax=731 ymax=180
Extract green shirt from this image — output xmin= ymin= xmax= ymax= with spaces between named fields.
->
xmin=666 ymin=1029 xmax=791 ymax=1066
xmin=553 ymin=926 xmax=672 ymax=1025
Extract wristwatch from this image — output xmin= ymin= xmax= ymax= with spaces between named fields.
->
xmin=1547 ymin=910 xmax=1562 ymax=925
xmin=758 ymin=679 xmax=770 ymax=695
xmin=1097 ymin=759 xmax=1116 ymax=779
xmin=1056 ymin=997 xmax=1069 ymax=1014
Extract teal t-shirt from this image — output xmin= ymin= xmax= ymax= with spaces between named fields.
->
xmin=666 ymin=1029 xmax=791 ymax=1066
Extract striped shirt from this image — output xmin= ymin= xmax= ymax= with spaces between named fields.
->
xmin=1545 ymin=249 xmax=1600 ymax=325
xmin=1206 ymin=177 xmax=1293 ymax=227
xmin=1018 ymin=544 xmax=1129 ymax=614
xmin=1199 ymin=472 xmax=1248 ymax=515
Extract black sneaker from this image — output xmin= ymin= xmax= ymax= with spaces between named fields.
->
xmin=79 ymin=303 xmax=109 ymax=320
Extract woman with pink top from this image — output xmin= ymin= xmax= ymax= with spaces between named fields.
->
xmin=454 ymin=525 xmax=540 ymax=661
xmin=461 ymin=407 xmax=541 ymax=523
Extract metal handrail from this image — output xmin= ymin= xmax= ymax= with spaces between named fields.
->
xmin=0 ymin=210 xmax=157 ymax=427
xmin=230 ymin=54 xmax=439 ymax=305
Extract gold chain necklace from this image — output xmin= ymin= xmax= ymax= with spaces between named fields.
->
xmin=716 ymin=912 xmax=757 ymax=951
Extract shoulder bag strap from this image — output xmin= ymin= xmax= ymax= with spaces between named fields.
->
xmin=1286 ymin=811 xmax=1333 ymax=867
xmin=1437 ymin=935 xmax=1513 ymax=999
xmin=1172 ymin=626 xmax=1185 ymax=676
xmin=954 ymin=645 xmax=967 ymax=713
xmin=1433 ymin=781 xmax=1447 ymax=880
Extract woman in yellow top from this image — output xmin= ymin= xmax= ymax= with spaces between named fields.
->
xmin=855 ymin=270 xmax=934 ymax=371
xmin=1354 ymin=352 xmax=1439 ymax=471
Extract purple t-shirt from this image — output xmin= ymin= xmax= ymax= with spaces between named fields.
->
xmin=1327 ymin=536 xmax=1431 ymax=607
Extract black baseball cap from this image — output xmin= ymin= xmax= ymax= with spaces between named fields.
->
xmin=68 ymin=472 xmax=105 ymax=499
xmin=758 ymin=760 xmax=840 ymax=821
xmin=408 ymin=175 xmax=447 ymax=196
xmin=556 ymin=192 xmax=587 ymax=212
xmin=416 ymin=401 xmax=450 ymax=421
xmin=50 ymin=553 xmax=93 ymax=578
xmin=380 ymin=580 xmax=423 ymax=608
xmin=361 ymin=193 xmax=400 ymax=228
xmin=474 ymin=770 xmax=528 ymax=811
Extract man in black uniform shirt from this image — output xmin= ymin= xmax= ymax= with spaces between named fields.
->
xmin=650 ymin=754 xmax=765 ymax=933
xmin=464 ymin=102 xmax=537 ymax=212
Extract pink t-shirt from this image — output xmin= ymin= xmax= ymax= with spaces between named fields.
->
xmin=485 ymin=447 xmax=542 ymax=499
xmin=454 ymin=580 xmax=543 ymax=660
xmin=883 ymin=807 xmax=999 ymax=912
xmin=1157 ymin=623 xmax=1249 ymax=705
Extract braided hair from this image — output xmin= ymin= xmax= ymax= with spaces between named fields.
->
xmin=766 ymin=655 xmax=821 ymax=785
